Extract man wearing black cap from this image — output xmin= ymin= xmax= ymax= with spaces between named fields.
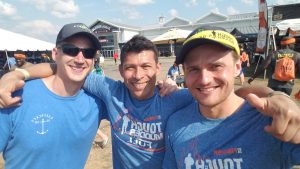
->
xmin=163 ymin=26 xmax=300 ymax=169
xmin=248 ymin=36 xmax=300 ymax=95
xmin=0 ymin=23 xmax=107 ymax=169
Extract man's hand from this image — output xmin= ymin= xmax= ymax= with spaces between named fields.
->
xmin=157 ymin=78 xmax=180 ymax=97
xmin=0 ymin=71 xmax=25 ymax=108
xmin=245 ymin=93 xmax=300 ymax=144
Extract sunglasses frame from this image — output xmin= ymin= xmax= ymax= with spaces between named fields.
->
xmin=58 ymin=44 xmax=97 ymax=59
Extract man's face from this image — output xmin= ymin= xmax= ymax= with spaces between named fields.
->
xmin=15 ymin=58 xmax=25 ymax=67
xmin=119 ymin=50 xmax=161 ymax=100
xmin=52 ymin=35 xmax=95 ymax=85
xmin=183 ymin=44 xmax=241 ymax=108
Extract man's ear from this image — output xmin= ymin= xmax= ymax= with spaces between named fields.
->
xmin=235 ymin=60 xmax=242 ymax=77
xmin=52 ymin=47 xmax=58 ymax=62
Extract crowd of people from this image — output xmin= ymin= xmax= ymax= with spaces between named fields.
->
xmin=0 ymin=23 xmax=299 ymax=169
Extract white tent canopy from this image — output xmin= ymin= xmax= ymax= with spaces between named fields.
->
xmin=152 ymin=28 xmax=192 ymax=44
xmin=276 ymin=19 xmax=300 ymax=31
xmin=0 ymin=27 xmax=55 ymax=51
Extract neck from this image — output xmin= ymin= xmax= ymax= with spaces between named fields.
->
xmin=199 ymin=92 xmax=245 ymax=119
xmin=43 ymin=75 xmax=83 ymax=97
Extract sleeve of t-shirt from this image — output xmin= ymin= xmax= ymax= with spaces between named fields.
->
xmin=0 ymin=109 xmax=12 ymax=152
xmin=83 ymin=73 xmax=118 ymax=99
xmin=163 ymin=121 xmax=178 ymax=169
xmin=165 ymin=89 xmax=194 ymax=112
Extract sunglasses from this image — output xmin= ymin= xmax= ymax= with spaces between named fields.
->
xmin=58 ymin=44 xmax=97 ymax=59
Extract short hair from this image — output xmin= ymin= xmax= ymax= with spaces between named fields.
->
xmin=120 ymin=35 xmax=159 ymax=64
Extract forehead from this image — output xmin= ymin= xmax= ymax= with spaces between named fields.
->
xmin=184 ymin=44 xmax=233 ymax=64
xmin=123 ymin=50 xmax=157 ymax=64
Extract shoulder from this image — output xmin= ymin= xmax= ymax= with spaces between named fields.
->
xmin=167 ymin=101 xmax=197 ymax=125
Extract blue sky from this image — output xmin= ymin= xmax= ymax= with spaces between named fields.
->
xmin=0 ymin=0 xmax=299 ymax=43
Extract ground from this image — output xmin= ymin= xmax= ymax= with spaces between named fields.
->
xmin=0 ymin=57 xmax=299 ymax=169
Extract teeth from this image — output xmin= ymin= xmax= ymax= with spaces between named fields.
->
xmin=199 ymin=87 xmax=215 ymax=92
xmin=71 ymin=66 xmax=84 ymax=72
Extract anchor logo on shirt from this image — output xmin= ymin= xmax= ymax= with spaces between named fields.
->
xmin=31 ymin=114 xmax=54 ymax=135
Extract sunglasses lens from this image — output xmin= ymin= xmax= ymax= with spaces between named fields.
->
xmin=83 ymin=49 xmax=97 ymax=59
xmin=60 ymin=44 xmax=96 ymax=59
xmin=61 ymin=44 xmax=79 ymax=56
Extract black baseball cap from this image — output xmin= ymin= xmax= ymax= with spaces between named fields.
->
xmin=56 ymin=23 xmax=101 ymax=49
xmin=176 ymin=25 xmax=240 ymax=64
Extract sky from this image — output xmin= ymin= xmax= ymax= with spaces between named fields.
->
xmin=0 ymin=0 xmax=300 ymax=43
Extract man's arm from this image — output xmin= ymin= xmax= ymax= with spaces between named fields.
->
xmin=0 ymin=63 xmax=55 ymax=107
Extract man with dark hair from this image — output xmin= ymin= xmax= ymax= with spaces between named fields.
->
xmin=248 ymin=36 xmax=300 ymax=95
xmin=0 ymin=23 xmax=107 ymax=169
xmin=11 ymin=53 xmax=33 ymax=70
xmin=163 ymin=26 xmax=300 ymax=169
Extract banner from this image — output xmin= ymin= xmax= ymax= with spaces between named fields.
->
xmin=256 ymin=0 xmax=268 ymax=55
xmin=272 ymin=3 xmax=300 ymax=21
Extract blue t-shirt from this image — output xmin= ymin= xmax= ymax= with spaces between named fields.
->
xmin=84 ymin=73 xmax=193 ymax=169
xmin=163 ymin=101 xmax=300 ymax=169
xmin=0 ymin=79 xmax=106 ymax=169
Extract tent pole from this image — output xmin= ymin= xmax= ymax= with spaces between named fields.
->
xmin=5 ymin=49 xmax=11 ymax=70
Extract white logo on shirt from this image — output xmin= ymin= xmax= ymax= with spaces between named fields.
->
xmin=31 ymin=114 xmax=54 ymax=135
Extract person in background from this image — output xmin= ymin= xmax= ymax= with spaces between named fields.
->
xmin=92 ymin=55 xmax=104 ymax=75
xmin=113 ymin=52 xmax=118 ymax=65
xmin=163 ymin=26 xmax=300 ymax=169
xmin=0 ymin=23 xmax=107 ymax=169
xmin=238 ymin=47 xmax=250 ymax=85
xmin=248 ymin=36 xmax=300 ymax=95
xmin=167 ymin=62 xmax=184 ymax=87
xmin=10 ymin=53 xmax=33 ymax=70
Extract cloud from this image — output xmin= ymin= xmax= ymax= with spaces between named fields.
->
xmin=20 ymin=0 xmax=79 ymax=18
xmin=227 ymin=6 xmax=240 ymax=15
xmin=169 ymin=9 xmax=178 ymax=17
xmin=120 ymin=0 xmax=154 ymax=6
xmin=51 ymin=0 xmax=79 ymax=18
xmin=0 ymin=1 xmax=17 ymax=16
xmin=241 ymin=0 xmax=254 ymax=4
xmin=185 ymin=0 xmax=198 ymax=7
xmin=16 ymin=20 xmax=59 ymax=42
xmin=122 ymin=8 xmax=142 ymax=19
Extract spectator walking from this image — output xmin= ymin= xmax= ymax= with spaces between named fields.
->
xmin=113 ymin=52 xmax=118 ymax=65
xmin=248 ymin=37 xmax=300 ymax=95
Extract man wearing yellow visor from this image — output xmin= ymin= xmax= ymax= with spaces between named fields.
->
xmin=163 ymin=26 xmax=300 ymax=169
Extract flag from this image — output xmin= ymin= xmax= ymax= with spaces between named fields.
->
xmin=256 ymin=0 xmax=268 ymax=55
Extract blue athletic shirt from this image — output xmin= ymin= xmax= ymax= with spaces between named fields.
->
xmin=84 ymin=73 xmax=193 ymax=169
xmin=0 ymin=79 xmax=106 ymax=169
xmin=163 ymin=101 xmax=300 ymax=169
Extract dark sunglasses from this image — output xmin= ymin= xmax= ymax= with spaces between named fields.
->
xmin=58 ymin=44 xmax=97 ymax=59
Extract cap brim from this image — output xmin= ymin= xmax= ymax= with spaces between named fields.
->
xmin=176 ymin=38 xmax=233 ymax=64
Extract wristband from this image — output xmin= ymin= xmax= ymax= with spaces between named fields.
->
xmin=267 ymin=91 xmax=290 ymax=98
xmin=15 ymin=68 xmax=30 ymax=80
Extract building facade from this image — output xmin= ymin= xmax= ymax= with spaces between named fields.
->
xmin=89 ymin=11 xmax=280 ymax=57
